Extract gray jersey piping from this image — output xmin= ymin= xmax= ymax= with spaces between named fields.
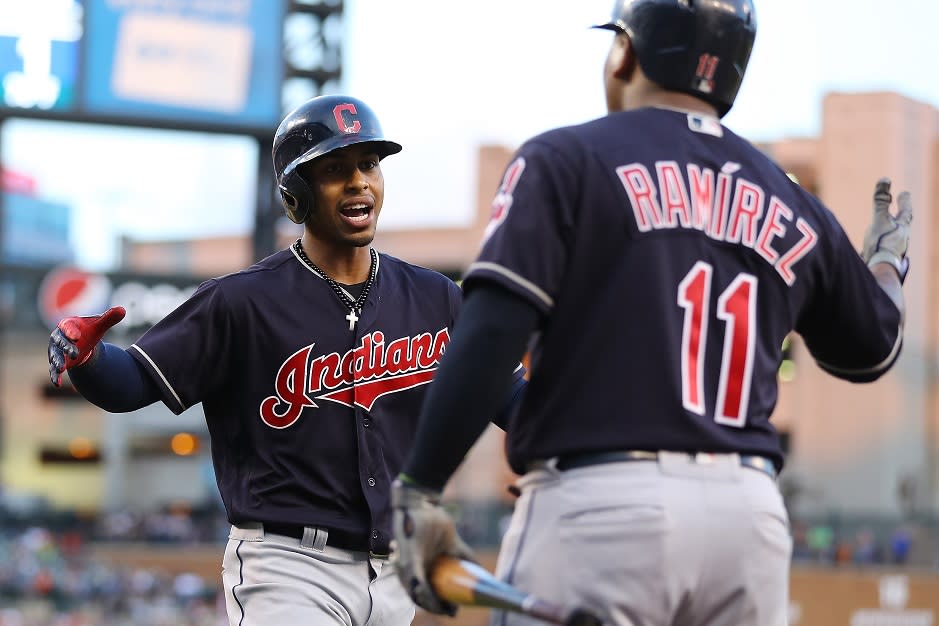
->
xmin=466 ymin=262 xmax=554 ymax=309
xmin=129 ymin=344 xmax=186 ymax=412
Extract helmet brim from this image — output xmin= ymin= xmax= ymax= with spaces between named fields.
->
xmin=284 ymin=137 xmax=402 ymax=179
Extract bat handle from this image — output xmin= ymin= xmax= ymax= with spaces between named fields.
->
xmin=431 ymin=556 xmax=602 ymax=625
xmin=524 ymin=597 xmax=570 ymax=624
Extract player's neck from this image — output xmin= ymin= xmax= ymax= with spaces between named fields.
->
xmin=622 ymin=87 xmax=718 ymax=118
xmin=652 ymin=94 xmax=717 ymax=116
xmin=298 ymin=235 xmax=373 ymax=284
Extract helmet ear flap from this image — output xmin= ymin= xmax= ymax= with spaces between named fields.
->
xmin=279 ymin=171 xmax=313 ymax=224
xmin=273 ymin=95 xmax=401 ymax=224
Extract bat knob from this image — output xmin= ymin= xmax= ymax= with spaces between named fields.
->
xmin=564 ymin=608 xmax=604 ymax=626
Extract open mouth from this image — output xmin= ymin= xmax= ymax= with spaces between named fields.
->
xmin=340 ymin=203 xmax=372 ymax=225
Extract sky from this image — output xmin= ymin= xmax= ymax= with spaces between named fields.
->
xmin=1 ymin=119 xmax=259 ymax=269
xmin=342 ymin=0 xmax=939 ymax=230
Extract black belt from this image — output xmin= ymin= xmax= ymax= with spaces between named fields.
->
xmin=263 ymin=522 xmax=379 ymax=554
xmin=544 ymin=450 xmax=777 ymax=479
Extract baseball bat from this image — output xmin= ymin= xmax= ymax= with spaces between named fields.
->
xmin=430 ymin=555 xmax=603 ymax=626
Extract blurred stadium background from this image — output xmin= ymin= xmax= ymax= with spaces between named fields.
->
xmin=0 ymin=1 xmax=937 ymax=625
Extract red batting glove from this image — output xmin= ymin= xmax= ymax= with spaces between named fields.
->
xmin=48 ymin=306 xmax=126 ymax=387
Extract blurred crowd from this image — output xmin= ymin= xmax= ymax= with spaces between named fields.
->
xmin=790 ymin=516 xmax=938 ymax=568
xmin=0 ymin=505 xmax=937 ymax=625
xmin=93 ymin=509 xmax=229 ymax=545
xmin=0 ymin=525 xmax=222 ymax=626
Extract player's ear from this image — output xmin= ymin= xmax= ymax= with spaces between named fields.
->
xmin=611 ymin=33 xmax=638 ymax=82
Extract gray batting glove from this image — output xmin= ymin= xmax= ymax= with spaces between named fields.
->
xmin=861 ymin=177 xmax=913 ymax=282
xmin=390 ymin=477 xmax=475 ymax=616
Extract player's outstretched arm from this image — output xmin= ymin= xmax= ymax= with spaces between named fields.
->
xmin=48 ymin=306 xmax=161 ymax=413
xmin=48 ymin=306 xmax=126 ymax=387
xmin=403 ymin=283 xmax=540 ymax=488
xmin=391 ymin=284 xmax=538 ymax=612
xmin=861 ymin=177 xmax=912 ymax=323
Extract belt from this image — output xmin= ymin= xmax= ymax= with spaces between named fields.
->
xmin=542 ymin=450 xmax=777 ymax=479
xmin=263 ymin=522 xmax=382 ymax=555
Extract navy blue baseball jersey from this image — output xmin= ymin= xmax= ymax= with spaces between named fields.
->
xmin=464 ymin=107 xmax=902 ymax=474
xmin=130 ymin=246 xmax=466 ymax=554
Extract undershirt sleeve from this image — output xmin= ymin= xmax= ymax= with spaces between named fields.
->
xmin=402 ymin=281 xmax=540 ymax=491
xmin=797 ymin=224 xmax=903 ymax=382
xmin=68 ymin=342 xmax=163 ymax=413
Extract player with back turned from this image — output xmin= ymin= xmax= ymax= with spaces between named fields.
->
xmin=47 ymin=95 xmax=525 ymax=626
xmin=389 ymin=1 xmax=913 ymax=625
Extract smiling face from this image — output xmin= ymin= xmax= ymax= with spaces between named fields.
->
xmin=299 ymin=142 xmax=385 ymax=249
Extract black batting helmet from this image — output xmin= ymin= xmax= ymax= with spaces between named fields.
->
xmin=272 ymin=95 xmax=402 ymax=224
xmin=594 ymin=0 xmax=757 ymax=117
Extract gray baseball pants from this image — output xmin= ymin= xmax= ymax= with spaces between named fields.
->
xmin=490 ymin=452 xmax=792 ymax=626
xmin=222 ymin=523 xmax=415 ymax=626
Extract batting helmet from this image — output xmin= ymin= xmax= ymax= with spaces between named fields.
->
xmin=594 ymin=0 xmax=757 ymax=117
xmin=272 ymin=95 xmax=402 ymax=224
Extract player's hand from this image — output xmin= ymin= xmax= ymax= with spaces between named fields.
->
xmin=861 ymin=177 xmax=913 ymax=282
xmin=390 ymin=476 xmax=475 ymax=616
xmin=48 ymin=306 xmax=126 ymax=387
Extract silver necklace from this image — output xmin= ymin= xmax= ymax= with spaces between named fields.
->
xmin=293 ymin=239 xmax=377 ymax=331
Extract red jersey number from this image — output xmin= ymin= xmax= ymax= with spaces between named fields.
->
xmin=677 ymin=261 xmax=757 ymax=428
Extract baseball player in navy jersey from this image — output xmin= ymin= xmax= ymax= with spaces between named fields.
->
xmin=389 ymin=2 xmax=913 ymax=625
xmin=47 ymin=95 xmax=525 ymax=626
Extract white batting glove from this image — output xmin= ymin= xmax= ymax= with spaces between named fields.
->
xmin=861 ymin=177 xmax=913 ymax=282
xmin=390 ymin=477 xmax=475 ymax=616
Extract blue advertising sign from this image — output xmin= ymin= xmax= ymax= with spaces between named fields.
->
xmin=3 ymin=192 xmax=73 ymax=266
xmin=0 ymin=1 xmax=82 ymax=111
xmin=83 ymin=0 xmax=285 ymax=129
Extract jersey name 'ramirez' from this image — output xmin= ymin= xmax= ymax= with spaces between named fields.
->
xmin=617 ymin=160 xmax=818 ymax=286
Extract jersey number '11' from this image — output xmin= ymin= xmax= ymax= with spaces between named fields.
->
xmin=677 ymin=261 xmax=757 ymax=428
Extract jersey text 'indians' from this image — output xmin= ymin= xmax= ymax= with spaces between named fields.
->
xmin=260 ymin=328 xmax=450 ymax=428
xmin=617 ymin=159 xmax=818 ymax=286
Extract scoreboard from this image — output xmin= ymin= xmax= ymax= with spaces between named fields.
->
xmin=0 ymin=0 xmax=286 ymax=132
xmin=0 ymin=0 xmax=345 ymax=266
xmin=0 ymin=2 xmax=81 ymax=111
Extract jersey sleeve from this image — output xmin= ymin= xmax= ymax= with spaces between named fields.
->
xmin=462 ymin=137 xmax=580 ymax=314
xmin=128 ymin=279 xmax=234 ymax=413
xmin=796 ymin=220 xmax=903 ymax=382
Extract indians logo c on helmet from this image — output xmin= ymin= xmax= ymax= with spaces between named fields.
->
xmin=333 ymin=103 xmax=361 ymax=134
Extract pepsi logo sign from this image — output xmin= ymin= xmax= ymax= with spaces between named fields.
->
xmin=111 ymin=281 xmax=197 ymax=329
xmin=38 ymin=266 xmax=197 ymax=331
xmin=38 ymin=267 xmax=113 ymax=330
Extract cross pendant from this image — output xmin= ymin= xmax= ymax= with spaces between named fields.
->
xmin=346 ymin=309 xmax=359 ymax=331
